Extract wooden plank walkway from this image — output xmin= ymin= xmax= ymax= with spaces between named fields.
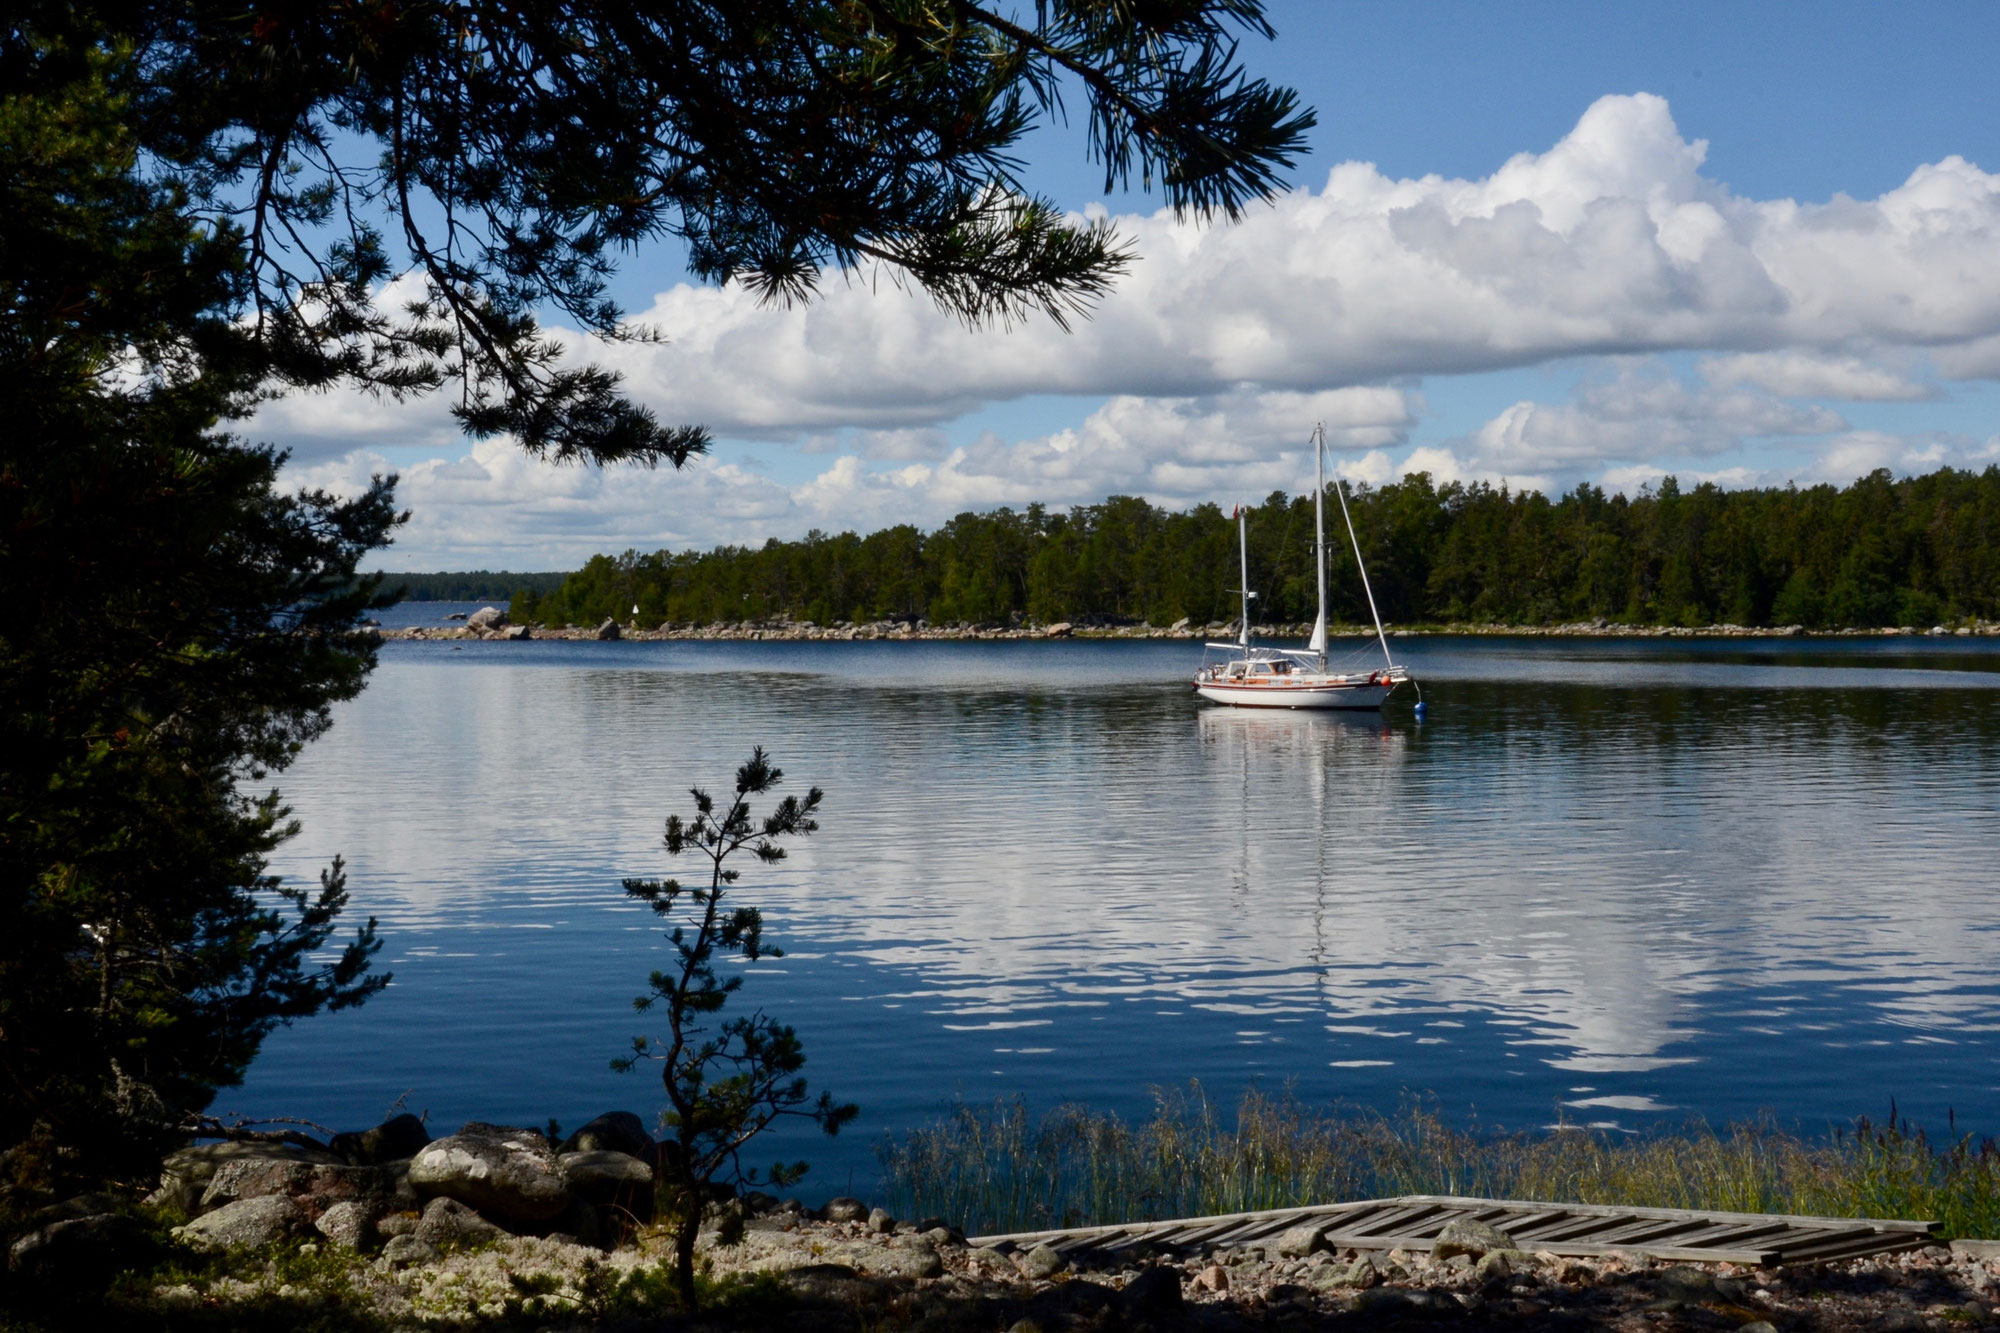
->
xmin=970 ymin=1195 xmax=1940 ymax=1268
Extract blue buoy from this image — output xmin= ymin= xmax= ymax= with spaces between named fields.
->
xmin=1414 ymin=700 xmax=1427 ymax=720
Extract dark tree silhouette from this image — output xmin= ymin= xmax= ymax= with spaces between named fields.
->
xmin=614 ymin=749 xmax=856 ymax=1308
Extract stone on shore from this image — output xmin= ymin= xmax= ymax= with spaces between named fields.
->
xmin=313 ymin=1200 xmax=376 ymax=1251
xmin=560 ymin=1149 xmax=653 ymax=1209
xmin=466 ymin=606 xmax=508 ymax=631
xmin=1022 ymin=1242 xmax=1067 ymax=1279
xmin=1275 ymin=1222 xmax=1330 ymax=1257
xmin=407 ymin=1125 xmax=570 ymax=1224
xmin=196 ymin=1157 xmax=403 ymax=1219
xmin=556 ymin=1110 xmax=653 ymax=1160
xmin=594 ymin=618 xmax=620 ymax=640
xmin=329 ymin=1112 xmax=430 ymax=1166
xmin=174 ymin=1195 xmax=309 ymax=1250
xmin=379 ymin=1233 xmax=441 ymax=1269
xmin=1432 ymin=1215 xmax=1520 ymax=1260
xmin=868 ymin=1206 xmax=895 ymax=1234
xmin=822 ymin=1196 xmax=868 ymax=1223
xmin=414 ymin=1195 xmax=508 ymax=1247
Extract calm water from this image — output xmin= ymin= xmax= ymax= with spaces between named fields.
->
xmin=234 ymin=633 xmax=2000 ymax=1193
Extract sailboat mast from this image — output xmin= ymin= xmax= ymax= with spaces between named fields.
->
xmin=1237 ymin=505 xmax=1252 ymax=650
xmin=1312 ymin=425 xmax=1328 ymax=671
xmin=1332 ymin=472 xmax=1396 ymax=669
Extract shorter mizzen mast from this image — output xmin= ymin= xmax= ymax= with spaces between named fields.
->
xmin=1234 ymin=504 xmax=1255 ymax=649
xmin=1309 ymin=425 xmax=1329 ymax=671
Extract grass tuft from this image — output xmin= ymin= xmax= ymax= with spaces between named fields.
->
xmin=878 ymin=1086 xmax=2000 ymax=1239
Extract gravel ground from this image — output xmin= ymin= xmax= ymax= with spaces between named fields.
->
xmin=119 ymin=1211 xmax=2000 ymax=1330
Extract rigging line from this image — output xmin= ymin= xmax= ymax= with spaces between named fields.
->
xmin=1330 ymin=466 xmax=1395 ymax=670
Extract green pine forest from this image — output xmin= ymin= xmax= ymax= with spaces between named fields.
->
xmin=512 ymin=467 xmax=2000 ymax=632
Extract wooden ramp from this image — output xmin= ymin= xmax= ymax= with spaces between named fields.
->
xmin=970 ymin=1195 xmax=1940 ymax=1268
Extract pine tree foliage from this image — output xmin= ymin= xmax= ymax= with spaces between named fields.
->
xmin=614 ymin=749 xmax=855 ymax=1308
xmin=2 ymin=2 xmax=1310 ymax=1183
xmin=0 ymin=43 xmax=396 ymax=1177
xmin=520 ymin=469 xmax=2000 ymax=631
xmin=16 ymin=0 xmax=1313 ymax=466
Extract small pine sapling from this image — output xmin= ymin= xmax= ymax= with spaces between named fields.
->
xmin=613 ymin=748 xmax=856 ymax=1308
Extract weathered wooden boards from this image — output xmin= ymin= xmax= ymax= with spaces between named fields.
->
xmin=970 ymin=1194 xmax=1941 ymax=1268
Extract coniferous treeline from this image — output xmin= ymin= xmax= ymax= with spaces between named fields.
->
xmin=514 ymin=467 xmax=2000 ymax=631
xmin=384 ymin=571 xmax=570 ymax=601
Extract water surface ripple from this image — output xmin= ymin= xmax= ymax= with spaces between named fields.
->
xmin=236 ymin=635 xmax=2000 ymax=1189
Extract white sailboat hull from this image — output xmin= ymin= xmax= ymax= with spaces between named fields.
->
xmin=1193 ymin=675 xmax=1398 ymax=710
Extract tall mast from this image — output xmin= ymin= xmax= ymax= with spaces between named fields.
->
xmin=1332 ymin=470 xmax=1396 ymax=670
xmin=1236 ymin=505 xmax=1252 ymax=650
xmin=1310 ymin=424 xmax=1329 ymax=670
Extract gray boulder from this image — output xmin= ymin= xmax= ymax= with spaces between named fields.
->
xmin=407 ymin=1126 xmax=570 ymax=1224
xmin=174 ymin=1195 xmax=308 ymax=1250
xmin=822 ymin=1196 xmax=868 ymax=1223
xmin=197 ymin=1158 xmax=401 ymax=1220
xmin=379 ymin=1233 xmax=441 ymax=1269
xmin=414 ymin=1196 xmax=506 ymax=1247
xmin=1275 ymin=1223 xmax=1330 ymax=1257
xmin=594 ymin=618 xmax=621 ymax=640
xmin=161 ymin=1139 xmax=342 ymax=1192
xmin=868 ymin=1206 xmax=895 ymax=1234
xmin=330 ymin=1113 xmax=430 ymax=1166
xmin=313 ymin=1200 xmax=376 ymax=1251
xmin=1431 ymin=1216 xmax=1519 ymax=1261
xmin=467 ymin=606 xmax=508 ymax=631
xmin=1022 ymin=1243 xmax=1067 ymax=1280
xmin=557 ymin=1111 xmax=653 ymax=1160
xmin=561 ymin=1150 xmax=652 ymax=1207
xmin=501 ymin=624 xmax=533 ymax=640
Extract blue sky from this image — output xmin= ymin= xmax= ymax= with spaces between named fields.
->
xmin=275 ymin=2 xmax=2000 ymax=569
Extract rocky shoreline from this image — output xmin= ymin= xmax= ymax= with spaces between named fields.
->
xmin=8 ymin=1110 xmax=2000 ymax=1329
xmin=372 ymin=607 xmax=2000 ymax=644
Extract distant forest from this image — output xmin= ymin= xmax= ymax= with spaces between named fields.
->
xmin=513 ymin=467 xmax=2000 ymax=631
xmin=378 ymin=570 xmax=569 ymax=601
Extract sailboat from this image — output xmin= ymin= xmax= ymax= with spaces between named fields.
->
xmin=1192 ymin=424 xmax=1414 ymax=710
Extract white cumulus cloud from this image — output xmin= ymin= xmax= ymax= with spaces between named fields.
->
xmin=266 ymin=92 xmax=2000 ymax=559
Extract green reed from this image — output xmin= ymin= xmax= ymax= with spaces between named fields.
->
xmin=877 ymin=1086 xmax=2000 ymax=1239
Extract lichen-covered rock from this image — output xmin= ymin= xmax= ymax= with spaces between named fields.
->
xmin=160 ymin=1140 xmax=341 ymax=1196
xmin=557 ymin=1111 xmax=653 ymax=1160
xmin=1274 ymin=1223 xmax=1330 ymax=1257
xmin=1022 ymin=1243 xmax=1067 ymax=1279
xmin=197 ymin=1158 xmax=400 ymax=1219
xmin=1431 ymin=1216 xmax=1519 ymax=1261
xmin=407 ymin=1126 xmax=569 ymax=1223
xmin=378 ymin=1233 xmax=440 ymax=1269
xmin=414 ymin=1195 xmax=506 ymax=1247
xmin=173 ymin=1195 xmax=308 ymax=1250
xmin=313 ymin=1200 xmax=375 ymax=1251
xmin=560 ymin=1149 xmax=652 ymax=1204
xmin=329 ymin=1113 xmax=430 ymax=1166
xmin=868 ymin=1206 xmax=895 ymax=1234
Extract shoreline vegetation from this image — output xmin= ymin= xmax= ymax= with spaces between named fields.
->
xmin=372 ymin=614 xmax=2000 ymax=642
xmin=463 ymin=468 xmax=2000 ymax=637
xmin=878 ymin=1092 xmax=2000 ymax=1242
xmin=6 ymin=1096 xmax=1998 ymax=1330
